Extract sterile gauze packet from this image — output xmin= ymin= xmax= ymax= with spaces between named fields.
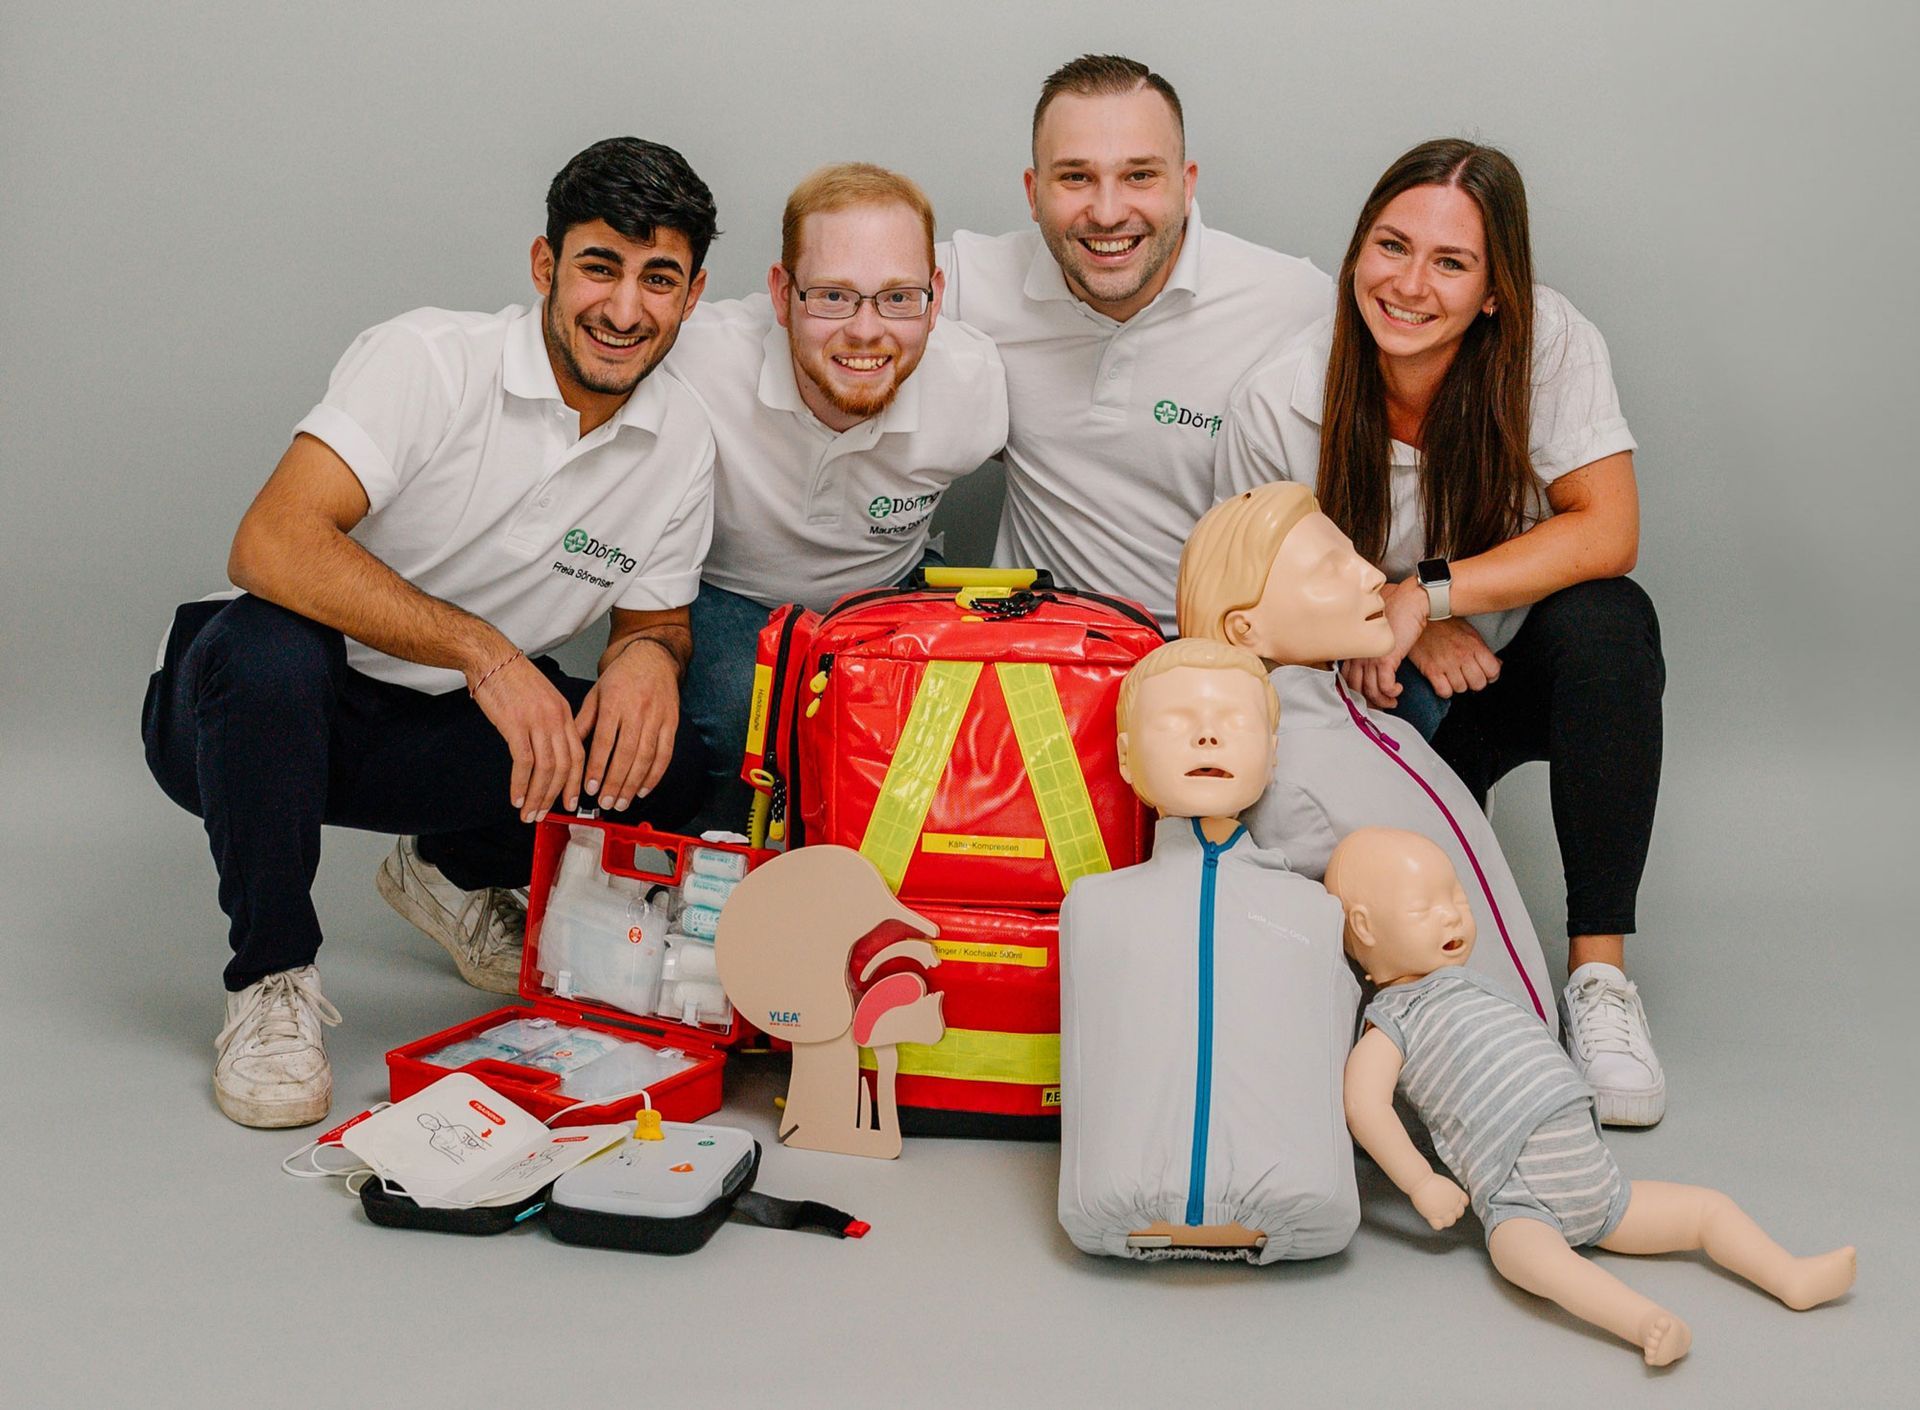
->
xmin=521 ymin=1026 xmax=627 ymax=1075
xmin=481 ymin=1017 xmax=564 ymax=1053
xmin=558 ymin=1044 xmax=694 ymax=1101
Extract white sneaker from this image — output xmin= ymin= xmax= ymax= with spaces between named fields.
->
xmin=376 ymin=836 xmax=525 ymax=995
xmin=1560 ymin=961 xmax=1666 ymax=1126
xmin=214 ymin=966 xmax=343 ymax=1128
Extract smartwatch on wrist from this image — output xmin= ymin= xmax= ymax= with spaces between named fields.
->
xmin=1416 ymin=557 xmax=1453 ymax=621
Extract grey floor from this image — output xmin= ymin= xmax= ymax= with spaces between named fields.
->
xmin=4 ymin=676 xmax=1911 ymax=1408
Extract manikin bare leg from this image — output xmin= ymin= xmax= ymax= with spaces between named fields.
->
xmin=1597 ymin=1180 xmax=1857 ymax=1311
xmin=1488 ymin=1216 xmax=1692 ymax=1366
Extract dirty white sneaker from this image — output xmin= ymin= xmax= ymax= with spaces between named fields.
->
xmin=1560 ymin=961 xmax=1666 ymax=1126
xmin=214 ymin=965 xmax=343 ymax=1128
xmin=376 ymin=836 xmax=525 ymax=994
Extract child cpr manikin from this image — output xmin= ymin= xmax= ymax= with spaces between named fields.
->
xmin=1176 ymin=483 xmax=1557 ymax=1033
xmin=1057 ymin=640 xmax=1360 ymax=1263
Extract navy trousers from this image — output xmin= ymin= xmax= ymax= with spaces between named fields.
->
xmin=143 ymin=595 xmax=706 ymax=990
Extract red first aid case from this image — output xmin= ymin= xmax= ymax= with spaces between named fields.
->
xmin=386 ymin=816 xmax=773 ymax=1127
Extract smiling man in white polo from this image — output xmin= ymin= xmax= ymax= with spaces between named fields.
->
xmin=142 ymin=138 xmax=721 ymax=1128
xmin=940 ymin=54 xmax=1331 ymax=630
xmin=667 ymin=162 xmax=1008 ymax=828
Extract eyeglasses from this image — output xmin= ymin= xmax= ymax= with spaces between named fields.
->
xmin=790 ymin=283 xmax=933 ymax=320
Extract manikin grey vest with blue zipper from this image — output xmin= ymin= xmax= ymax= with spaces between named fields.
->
xmin=1242 ymin=665 xmax=1557 ymax=1035
xmin=1058 ymin=817 xmax=1360 ymax=1263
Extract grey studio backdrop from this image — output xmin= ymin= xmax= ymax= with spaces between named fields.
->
xmin=2 ymin=2 xmax=1913 ymax=1406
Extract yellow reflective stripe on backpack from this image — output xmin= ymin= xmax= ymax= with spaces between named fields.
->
xmin=858 ymin=660 xmax=982 ymax=891
xmin=994 ymin=662 xmax=1112 ymax=889
xmin=859 ymin=1026 xmax=1060 ymax=1086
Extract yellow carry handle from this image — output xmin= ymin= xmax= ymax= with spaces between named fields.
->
xmin=917 ymin=567 xmax=1042 ymax=591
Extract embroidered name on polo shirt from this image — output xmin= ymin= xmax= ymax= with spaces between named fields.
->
xmin=1150 ymin=398 xmax=1223 ymax=436
xmin=551 ymin=528 xmax=638 ymax=589
xmin=559 ymin=528 xmax=637 ymax=574
xmin=865 ymin=491 xmax=942 ymax=538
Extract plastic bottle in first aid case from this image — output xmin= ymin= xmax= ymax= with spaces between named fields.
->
xmin=656 ymin=936 xmax=730 ymax=1027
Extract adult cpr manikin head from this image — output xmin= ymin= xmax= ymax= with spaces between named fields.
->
xmin=1176 ymin=482 xmax=1395 ymax=668
xmin=1113 ymin=639 xmax=1279 ymax=818
xmin=1324 ymin=827 xmax=1476 ymax=986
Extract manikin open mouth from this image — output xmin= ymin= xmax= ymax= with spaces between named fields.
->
xmin=1442 ymin=937 xmax=1465 ymax=953
xmin=1185 ymin=766 xmax=1233 ymax=779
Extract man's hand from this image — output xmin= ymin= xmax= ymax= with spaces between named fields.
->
xmin=471 ymin=654 xmax=586 ymax=822
xmin=576 ymin=637 xmax=681 ymax=811
xmin=1406 ymin=617 xmax=1501 ymax=700
xmin=1411 ymin=1171 xmax=1469 ymax=1230
xmin=1341 ymin=577 xmax=1429 ymax=710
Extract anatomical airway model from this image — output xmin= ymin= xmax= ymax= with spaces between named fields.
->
xmin=715 ymin=846 xmax=944 ymax=1159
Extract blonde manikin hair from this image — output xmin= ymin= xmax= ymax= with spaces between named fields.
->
xmin=1114 ymin=638 xmax=1280 ymax=740
xmin=1175 ymin=482 xmax=1320 ymax=645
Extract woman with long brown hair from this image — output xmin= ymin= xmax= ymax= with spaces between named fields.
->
xmin=1215 ymin=139 xmax=1667 ymax=1126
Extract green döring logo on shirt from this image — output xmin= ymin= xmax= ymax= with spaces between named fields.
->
xmin=1152 ymin=398 xmax=1222 ymax=437
xmin=562 ymin=528 xmax=636 ymax=574
xmin=867 ymin=493 xmax=941 ymax=520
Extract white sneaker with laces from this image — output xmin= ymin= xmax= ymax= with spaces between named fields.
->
xmin=376 ymin=836 xmax=526 ymax=995
xmin=1559 ymin=961 xmax=1666 ymax=1126
xmin=214 ymin=965 xmax=343 ymax=1128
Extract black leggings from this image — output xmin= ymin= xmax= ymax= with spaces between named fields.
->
xmin=1430 ymin=577 xmax=1665 ymax=938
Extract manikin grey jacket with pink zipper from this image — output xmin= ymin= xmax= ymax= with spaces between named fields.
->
xmin=1241 ymin=665 xmax=1558 ymax=1036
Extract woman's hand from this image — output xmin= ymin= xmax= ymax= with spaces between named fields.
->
xmin=1407 ymin=618 xmax=1501 ymax=699
xmin=1341 ymin=578 xmax=1430 ymax=710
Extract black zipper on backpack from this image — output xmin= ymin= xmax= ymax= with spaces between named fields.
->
xmin=760 ymin=609 xmax=805 ymax=835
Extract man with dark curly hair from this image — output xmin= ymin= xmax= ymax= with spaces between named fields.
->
xmin=143 ymin=137 xmax=721 ymax=1128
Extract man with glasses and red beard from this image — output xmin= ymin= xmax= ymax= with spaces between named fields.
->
xmin=142 ymin=138 xmax=720 ymax=1128
xmin=939 ymin=54 xmax=1330 ymax=632
xmin=667 ymin=162 xmax=1008 ymax=831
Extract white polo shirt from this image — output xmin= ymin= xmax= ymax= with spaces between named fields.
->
xmin=665 ymin=294 xmax=1007 ymax=612
xmin=291 ymin=303 xmax=716 ymax=693
xmin=1214 ymin=285 xmax=1637 ymax=650
xmin=939 ymin=204 xmax=1330 ymax=631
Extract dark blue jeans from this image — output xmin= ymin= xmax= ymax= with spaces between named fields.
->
xmin=1389 ymin=661 xmax=1452 ymax=739
xmin=143 ymin=595 xmax=705 ymax=990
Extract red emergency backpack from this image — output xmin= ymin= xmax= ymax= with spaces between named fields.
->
xmin=743 ymin=568 xmax=1164 ymax=1137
